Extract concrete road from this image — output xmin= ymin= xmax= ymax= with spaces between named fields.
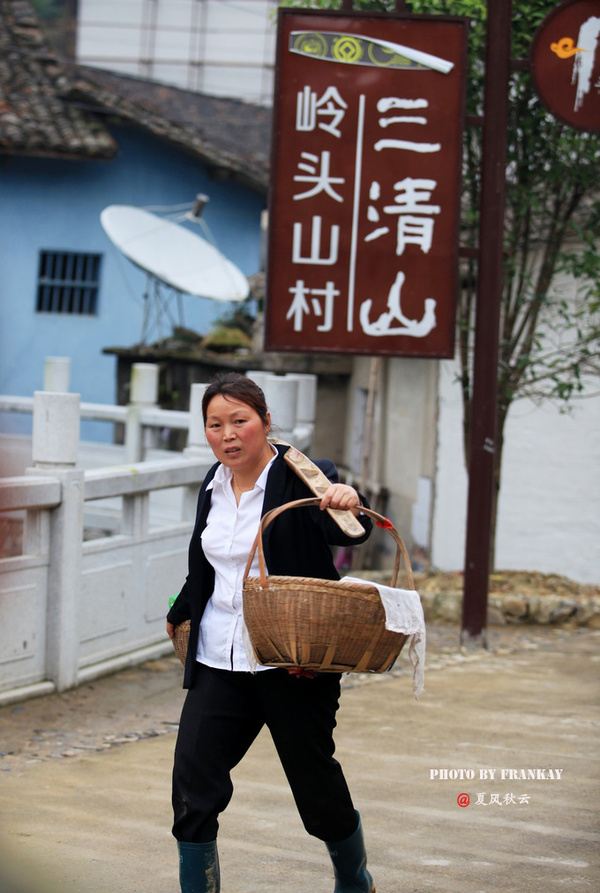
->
xmin=0 ymin=624 xmax=598 ymax=893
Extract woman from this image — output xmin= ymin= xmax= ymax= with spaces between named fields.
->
xmin=167 ymin=372 xmax=376 ymax=893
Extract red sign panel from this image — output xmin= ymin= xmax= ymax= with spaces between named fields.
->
xmin=531 ymin=0 xmax=600 ymax=133
xmin=265 ymin=11 xmax=468 ymax=358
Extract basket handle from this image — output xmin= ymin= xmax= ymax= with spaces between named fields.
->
xmin=243 ymin=497 xmax=415 ymax=591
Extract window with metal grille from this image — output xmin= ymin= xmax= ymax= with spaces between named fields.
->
xmin=36 ymin=252 xmax=102 ymax=315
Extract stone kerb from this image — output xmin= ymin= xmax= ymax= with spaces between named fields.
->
xmin=418 ymin=589 xmax=600 ymax=629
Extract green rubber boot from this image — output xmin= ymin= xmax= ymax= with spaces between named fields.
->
xmin=177 ymin=840 xmax=220 ymax=893
xmin=325 ymin=812 xmax=375 ymax=893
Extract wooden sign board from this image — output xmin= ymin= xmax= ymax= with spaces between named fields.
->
xmin=531 ymin=0 xmax=600 ymax=134
xmin=265 ymin=10 xmax=468 ymax=358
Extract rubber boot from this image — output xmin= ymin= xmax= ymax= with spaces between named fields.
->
xmin=325 ymin=812 xmax=375 ymax=893
xmin=177 ymin=840 xmax=220 ymax=893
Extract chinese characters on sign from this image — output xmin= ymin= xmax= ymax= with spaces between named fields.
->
xmin=265 ymin=12 xmax=468 ymax=357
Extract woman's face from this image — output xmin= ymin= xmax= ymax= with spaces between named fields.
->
xmin=204 ymin=394 xmax=272 ymax=474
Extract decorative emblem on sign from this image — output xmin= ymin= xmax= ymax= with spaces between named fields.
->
xmin=290 ymin=31 xmax=454 ymax=74
xmin=550 ymin=36 xmax=585 ymax=58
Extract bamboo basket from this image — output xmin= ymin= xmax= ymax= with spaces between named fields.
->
xmin=172 ymin=619 xmax=191 ymax=666
xmin=243 ymin=497 xmax=416 ymax=674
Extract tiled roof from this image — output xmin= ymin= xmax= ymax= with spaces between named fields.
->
xmin=63 ymin=65 xmax=272 ymax=192
xmin=0 ymin=0 xmax=271 ymax=191
xmin=0 ymin=0 xmax=117 ymax=159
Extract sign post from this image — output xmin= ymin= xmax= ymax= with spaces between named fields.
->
xmin=461 ymin=0 xmax=512 ymax=647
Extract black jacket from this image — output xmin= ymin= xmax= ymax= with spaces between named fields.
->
xmin=167 ymin=443 xmax=372 ymax=687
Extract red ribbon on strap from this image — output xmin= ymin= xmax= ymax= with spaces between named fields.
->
xmin=376 ymin=517 xmax=394 ymax=530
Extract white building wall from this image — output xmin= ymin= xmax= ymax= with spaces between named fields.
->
xmin=431 ymin=359 xmax=468 ymax=571
xmin=432 ymin=359 xmax=600 ymax=584
xmin=344 ymin=356 xmax=438 ymax=568
xmin=495 ymin=390 xmax=600 ymax=583
xmin=76 ymin=0 xmax=279 ymax=104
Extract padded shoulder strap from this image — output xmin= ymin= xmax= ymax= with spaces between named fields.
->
xmin=273 ymin=439 xmax=366 ymax=538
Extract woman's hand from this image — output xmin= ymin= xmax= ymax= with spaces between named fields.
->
xmin=319 ymin=483 xmax=362 ymax=517
xmin=166 ymin=621 xmax=175 ymax=640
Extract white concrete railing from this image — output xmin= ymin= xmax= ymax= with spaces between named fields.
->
xmin=0 ymin=393 xmax=210 ymax=705
xmin=0 ymin=365 xmax=317 ymax=705
xmin=0 ymin=359 xmax=316 ymax=462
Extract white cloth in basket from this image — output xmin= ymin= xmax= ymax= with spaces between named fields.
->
xmin=341 ymin=577 xmax=426 ymax=697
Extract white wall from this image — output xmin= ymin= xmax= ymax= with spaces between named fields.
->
xmin=76 ymin=0 xmax=279 ymax=104
xmin=432 ymin=359 xmax=600 ymax=584
xmin=496 ymin=391 xmax=600 ymax=583
xmin=430 ymin=359 xmax=468 ymax=571
xmin=345 ymin=356 xmax=437 ymax=566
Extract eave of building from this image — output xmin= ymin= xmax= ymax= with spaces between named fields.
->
xmin=59 ymin=65 xmax=271 ymax=193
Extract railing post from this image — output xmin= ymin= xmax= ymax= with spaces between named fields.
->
xmin=263 ymin=376 xmax=299 ymax=438
xmin=246 ymin=370 xmax=316 ymax=448
xmin=286 ymin=373 xmax=317 ymax=450
xmin=183 ymin=383 xmax=208 ymax=520
xmin=44 ymin=356 xmax=71 ymax=392
xmin=287 ymin=373 xmax=317 ymax=426
xmin=28 ymin=391 xmax=83 ymax=691
xmin=185 ymin=383 xmax=208 ymax=454
xmin=125 ymin=363 xmax=159 ymax=463
xmin=245 ymin=369 xmax=273 ymax=392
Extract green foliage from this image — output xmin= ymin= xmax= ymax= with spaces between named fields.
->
xmin=213 ymin=304 xmax=256 ymax=338
xmin=202 ymin=326 xmax=253 ymax=353
xmin=280 ymin=0 xmax=396 ymax=11
xmin=32 ymin=0 xmax=64 ymax=22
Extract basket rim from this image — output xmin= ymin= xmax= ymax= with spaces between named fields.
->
xmin=243 ymin=574 xmax=386 ymax=601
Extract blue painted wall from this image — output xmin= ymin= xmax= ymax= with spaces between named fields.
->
xmin=0 ymin=125 xmax=265 ymax=440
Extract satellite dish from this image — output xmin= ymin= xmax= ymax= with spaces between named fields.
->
xmin=100 ymin=205 xmax=249 ymax=302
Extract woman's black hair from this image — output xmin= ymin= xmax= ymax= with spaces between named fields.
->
xmin=201 ymin=372 xmax=269 ymax=426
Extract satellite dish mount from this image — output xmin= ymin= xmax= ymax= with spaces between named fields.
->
xmin=100 ymin=204 xmax=250 ymax=344
xmin=140 ymin=276 xmax=186 ymax=345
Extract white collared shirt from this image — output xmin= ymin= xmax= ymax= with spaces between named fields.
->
xmin=196 ymin=448 xmax=277 ymax=672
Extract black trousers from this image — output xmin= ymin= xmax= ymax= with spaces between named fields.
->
xmin=172 ymin=663 xmax=358 ymax=844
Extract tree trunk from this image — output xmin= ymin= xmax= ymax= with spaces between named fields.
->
xmin=488 ymin=402 xmax=508 ymax=570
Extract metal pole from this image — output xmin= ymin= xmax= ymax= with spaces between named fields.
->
xmin=360 ymin=356 xmax=381 ymax=494
xmin=461 ymin=0 xmax=512 ymax=647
